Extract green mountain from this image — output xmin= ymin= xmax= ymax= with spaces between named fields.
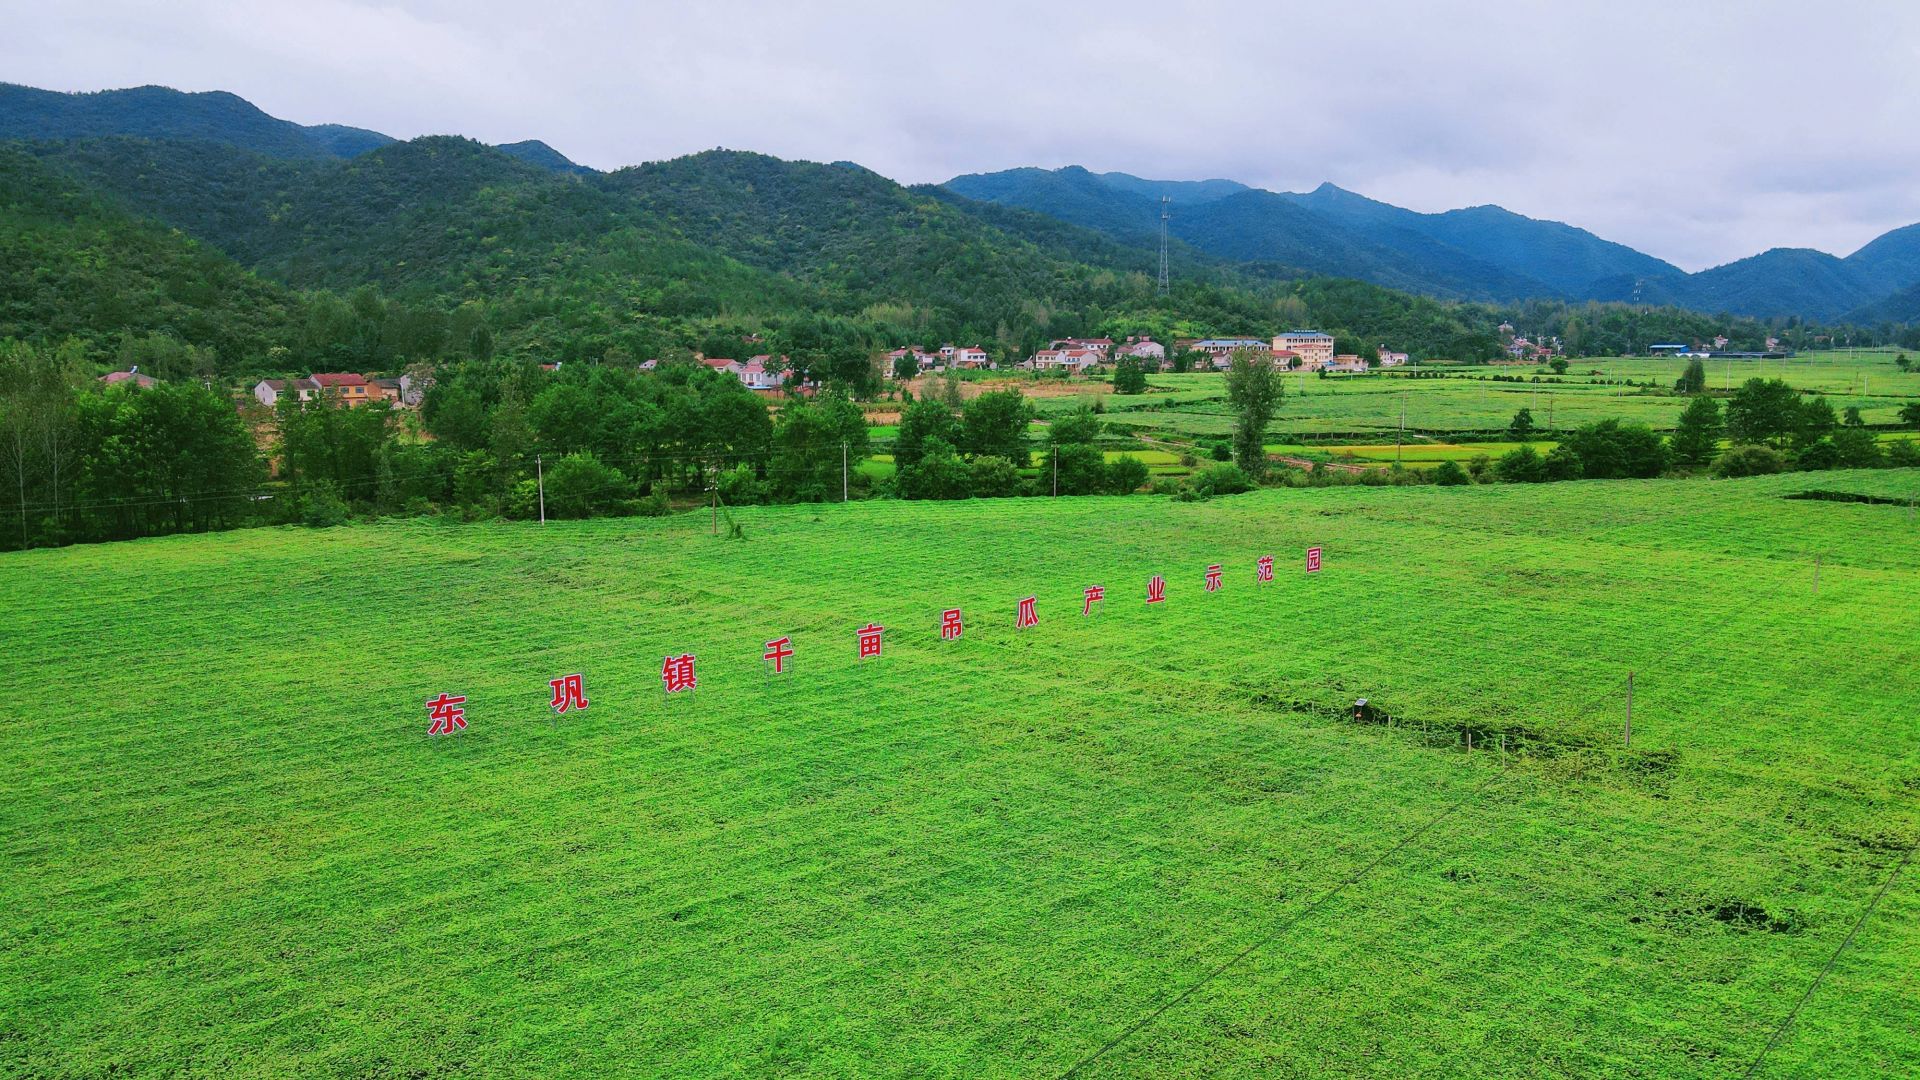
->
xmin=0 ymin=82 xmax=390 ymax=160
xmin=495 ymin=139 xmax=595 ymax=175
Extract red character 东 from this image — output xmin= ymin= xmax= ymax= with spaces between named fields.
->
xmin=1082 ymin=584 xmax=1105 ymax=615
xmin=426 ymin=692 xmax=468 ymax=735
xmin=940 ymin=608 xmax=964 ymax=641
xmin=1306 ymin=546 xmax=1323 ymax=574
xmin=1146 ymin=574 xmax=1166 ymax=604
xmin=857 ymin=623 xmax=885 ymax=659
xmin=1205 ymin=564 xmax=1223 ymax=593
xmin=548 ymin=673 xmax=588 ymax=714
xmin=763 ymin=636 xmax=793 ymax=674
xmin=1257 ymin=555 xmax=1275 ymax=583
xmin=661 ymin=653 xmax=698 ymax=694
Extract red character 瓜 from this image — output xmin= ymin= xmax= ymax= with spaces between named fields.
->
xmin=857 ymin=623 xmax=885 ymax=659
xmin=940 ymin=608 xmax=964 ymax=641
xmin=548 ymin=673 xmax=588 ymax=714
xmin=763 ymin=636 xmax=793 ymax=674
xmin=661 ymin=653 xmax=698 ymax=693
xmin=1146 ymin=574 xmax=1166 ymax=604
xmin=1205 ymin=564 xmax=1223 ymax=593
xmin=1082 ymin=584 xmax=1104 ymax=615
xmin=426 ymin=692 xmax=468 ymax=735
xmin=1016 ymin=595 xmax=1038 ymax=629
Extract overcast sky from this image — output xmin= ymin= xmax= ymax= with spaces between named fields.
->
xmin=6 ymin=0 xmax=1919 ymax=271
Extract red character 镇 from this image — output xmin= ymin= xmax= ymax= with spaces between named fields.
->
xmin=661 ymin=653 xmax=698 ymax=693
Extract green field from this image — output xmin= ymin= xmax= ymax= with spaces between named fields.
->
xmin=4 ymin=472 xmax=1919 ymax=1076
xmin=1095 ymin=351 xmax=1920 ymax=445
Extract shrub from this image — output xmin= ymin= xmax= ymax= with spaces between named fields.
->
xmin=1714 ymin=444 xmax=1785 ymax=478
xmin=1186 ymin=462 xmax=1254 ymax=498
xmin=1829 ymin=427 xmax=1884 ymax=469
xmin=1106 ymin=455 xmax=1149 ymax=495
xmin=543 ymin=453 xmax=628 ymax=519
xmin=1495 ymin=444 xmax=1546 ymax=483
xmin=1433 ymin=460 xmax=1470 ymax=486
xmin=301 ymin=481 xmax=352 ymax=528
xmin=967 ymin=455 xmax=1022 ymax=498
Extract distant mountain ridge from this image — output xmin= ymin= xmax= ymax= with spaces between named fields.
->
xmin=944 ymin=166 xmax=1920 ymax=322
xmin=0 ymin=83 xmax=594 ymax=175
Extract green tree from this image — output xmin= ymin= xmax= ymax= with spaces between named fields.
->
xmin=894 ymin=398 xmax=959 ymax=472
xmin=1670 ymin=395 xmax=1725 ymax=470
xmin=1433 ymin=460 xmax=1470 ymax=486
xmin=1714 ymin=444 xmax=1785 ymax=477
xmin=1563 ymin=419 xmax=1667 ymax=479
xmin=1548 ymin=357 xmax=1569 ymax=374
xmin=968 ymin=455 xmax=1022 ymax=498
xmin=960 ymin=389 xmax=1033 ymax=464
xmin=1495 ymin=444 xmax=1546 ymax=483
xmin=1047 ymin=405 xmax=1102 ymax=448
xmin=1052 ymin=442 xmax=1107 ymax=495
xmin=896 ymin=437 xmax=971 ymax=500
xmin=1674 ymin=358 xmax=1707 ymax=394
xmin=1507 ymin=407 xmax=1537 ymax=440
xmin=1106 ymin=455 xmax=1149 ymax=494
xmin=1725 ymin=378 xmax=1803 ymax=449
xmin=1112 ymin=356 xmax=1148 ymax=394
xmin=1829 ymin=427 xmax=1883 ymax=469
xmin=1223 ymin=348 xmax=1280 ymax=478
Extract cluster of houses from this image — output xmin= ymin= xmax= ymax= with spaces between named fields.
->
xmin=887 ymin=344 xmax=992 ymax=374
xmin=252 ymin=372 xmax=426 ymax=408
xmin=1022 ymin=332 xmax=1407 ymax=375
xmin=638 ymin=355 xmax=800 ymax=396
xmin=1497 ymin=323 xmax=1560 ymax=361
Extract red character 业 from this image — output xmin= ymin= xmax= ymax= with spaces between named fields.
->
xmin=1146 ymin=574 xmax=1166 ymax=604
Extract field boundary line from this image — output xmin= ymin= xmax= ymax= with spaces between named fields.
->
xmin=1740 ymin=840 xmax=1915 ymax=1078
xmin=1057 ymin=764 xmax=1509 ymax=1078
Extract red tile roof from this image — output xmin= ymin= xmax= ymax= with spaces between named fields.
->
xmin=311 ymin=373 xmax=368 ymax=387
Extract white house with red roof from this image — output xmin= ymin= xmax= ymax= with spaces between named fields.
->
xmin=1051 ymin=337 xmax=1114 ymax=354
xmin=1026 ymin=348 xmax=1102 ymax=372
xmin=99 ymin=369 xmax=158 ymax=389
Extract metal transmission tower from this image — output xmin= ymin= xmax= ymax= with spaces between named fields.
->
xmin=1157 ymin=196 xmax=1171 ymax=295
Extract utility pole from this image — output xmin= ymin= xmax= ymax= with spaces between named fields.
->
xmin=536 ymin=454 xmax=546 ymax=525
xmin=711 ymin=483 xmax=717 ymax=536
xmin=1625 ymin=671 xmax=1633 ymax=748
xmin=841 ymin=441 xmax=848 ymax=503
xmin=1156 ymin=196 xmax=1171 ymax=296
xmin=1396 ymin=394 xmax=1404 ymax=466
xmin=1052 ymin=445 xmax=1060 ymax=496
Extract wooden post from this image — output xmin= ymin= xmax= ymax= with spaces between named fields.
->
xmin=1814 ymin=554 xmax=1821 ymax=596
xmin=1625 ymin=671 xmax=1634 ymax=748
xmin=536 ymin=454 xmax=546 ymax=525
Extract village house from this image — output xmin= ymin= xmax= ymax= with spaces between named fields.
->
xmin=951 ymin=346 xmax=991 ymax=368
xmin=1117 ymin=336 xmax=1164 ymax=360
xmin=1272 ymin=331 xmax=1335 ymax=368
xmin=99 ymin=369 xmax=158 ymax=388
xmin=253 ymin=377 xmax=320 ymax=407
xmin=1025 ymin=348 xmax=1102 ymax=373
xmin=1192 ymin=338 xmax=1269 ymax=364
xmin=699 ymin=357 xmax=746 ymax=376
xmin=1051 ymin=337 xmax=1113 ymax=355
xmin=1270 ymin=348 xmax=1303 ymax=368
xmin=1327 ymin=354 xmax=1370 ymax=373
xmin=311 ymin=372 xmax=372 ymax=405
xmin=740 ymin=355 xmax=790 ymax=392
xmin=1376 ymin=349 xmax=1410 ymax=367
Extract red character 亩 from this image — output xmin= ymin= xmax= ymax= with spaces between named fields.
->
xmin=857 ymin=623 xmax=885 ymax=660
xmin=1016 ymin=595 xmax=1038 ymax=629
xmin=1205 ymin=564 xmax=1223 ymax=593
xmin=548 ymin=673 xmax=588 ymax=714
xmin=763 ymin=636 xmax=793 ymax=674
xmin=1257 ymin=555 xmax=1275 ymax=583
xmin=1082 ymin=584 xmax=1104 ymax=615
xmin=1306 ymin=546 xmax=1323 ymax=574
xmin=661 ymin=653 xmax=698 ymax=694
xmin=1146 ymin=574 xmax=1166 ymax=604
xmin=940 ymin=608 xmax=964 ymax=641
xmin=425 ymin=692 xmax=468 ymax=735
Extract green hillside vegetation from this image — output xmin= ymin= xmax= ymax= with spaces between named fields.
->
xmin=2 ymin=474 xmax=1915 ymax=1076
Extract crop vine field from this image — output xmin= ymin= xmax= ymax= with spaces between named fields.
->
xmin=3 ymin=471 xmax=1918 ymax=1076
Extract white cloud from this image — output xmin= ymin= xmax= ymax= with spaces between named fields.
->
xmin=3 ymin=0 xmax=1918 ymax=269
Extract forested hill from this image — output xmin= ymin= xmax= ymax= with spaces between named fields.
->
xmin=8 ymin=131 xmax=1531 ymax=377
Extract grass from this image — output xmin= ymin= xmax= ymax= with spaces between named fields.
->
xmin=3 ymin=472 xmax=1918 ymax=1076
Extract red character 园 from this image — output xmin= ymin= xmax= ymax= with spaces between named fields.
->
xmin=1306 ymin=546 xmax=1323 ymax=574
xmin=426 ymin=692 xmax=468 ymax=735
xmin=763 ymin=636 xmax=793 ymax=674
xmin=857 ymin=623 xmax=885 ymax=659
xmin=1205 ymin=564 xmax=1223 ymax=593
xmin=940 ymin=608 xmax=964 ymax=641
xmin=1082 ymin=584 xmax=1104 ymax=615
xmin=661 ymin=653 xmax=698 ymax=693
xmin=1016 ymin=595 xmax=1038 ymax=629
xmin=548 ymin=673 xmax=588 ymax=714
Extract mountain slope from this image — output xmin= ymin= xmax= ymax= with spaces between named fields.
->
xmin=0 ymin=82 xmax=391 ymax=160
xmin=496 ymin=139 xmax=595 ymax=175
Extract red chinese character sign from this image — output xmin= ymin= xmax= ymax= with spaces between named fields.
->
xmin=662 ymin=653 xmax=698 ymax=694
xmin=1083 ymin=585 xmax=1104 ymax=615
xmin=1257 ymin=555 xmax=1275 ymax=584
xmin=1146 ymin=574 xmax=1166 ymax=605
xmin=1306 ymin=546 xmax=1323 ymax=574
xmin=941 ymin=608 xmax=964 ymax=641
xmin=548 ymin=673 xmax=588 ymax=714
xmin=1016 ymin=595 xmax=1038 ymax=629
xmin=425 ymin=692 xmax=468 ymax=735
xmin=1205 ymin=565 xmax=1223 ymax=593
xmin=763 ymin=637 xmax=793 ymax=675
xmin=857 ymin=623 xmax=885 ymax=660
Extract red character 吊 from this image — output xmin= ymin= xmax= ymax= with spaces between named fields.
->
xmin=1205 ymin=564 xmax=1223 ymax=593
xmin=857 ymin=623 xmax=885 ymax=659
xmin=661 ymin=653 xmax=698 ymax=693
xmin=940 ymin=608 xmax=964 ymax=640
xmin=548 ymin=673 xmax=588 ymax=714
xmin=763 ymin=636 xmax=793 ymax=674
xmin=1082 ymin=584 xmax=1104 ymax=615
xmin=425 ymin=692 xmax=468 ymax=735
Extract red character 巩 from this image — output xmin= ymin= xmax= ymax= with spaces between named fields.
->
xmin=1146 ymin=574 xmax=1166 ymax=604
xmin=548 ymin=673 xmax=588 ymax=714
xmin=426 ymin=692 xmax=468 ymax=735
xmin=1016 ymin=595 xmax=1038 ymax=629
xmin=940 ymin=608 xmax=964 ymax=640
xmin=857 ymin=623 xmax=885 ymax=659
xmin=1205 ymin=564 xmax=1223 ymax=593
xmin=763 ymin=636 xmax=793 ymax=674
xmin=1082 ymin=584 xmax=1104 ymax=615
xmin=661 ymin=653 xmax=698 ymax=693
